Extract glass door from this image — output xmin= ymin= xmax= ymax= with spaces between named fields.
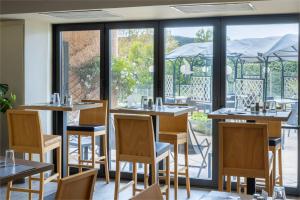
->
xmin=163 ymin=25 xmax=215 ymax=183
xmin=225 ymin=23 xmax=299 ymax=190
xmin=108 ymin=27 xmax=155 ymax=174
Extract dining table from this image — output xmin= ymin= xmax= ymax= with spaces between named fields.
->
xmin=0 ymin=157 xmax=53 ymax=185
xmin=18 ymin=102 xmax=102 ymax=177
xmin=110 ymin=105 xmax=195 ymax=184
xmin=208 ymin=108 xmax=291 ymax=195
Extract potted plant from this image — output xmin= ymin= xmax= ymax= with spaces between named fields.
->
xmin=0 ymin=83 xmax=16 ymax=113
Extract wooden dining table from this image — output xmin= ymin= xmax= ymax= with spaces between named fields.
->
xmin=111 ymin=105 xmax=195 ymax=184
xmin=18 ymin=102 xmax=102 ymax=177
xmin=0 ymin=157 xmax=53 ymax=185
xmin=208 ymin=108 xmax=291 ymax=195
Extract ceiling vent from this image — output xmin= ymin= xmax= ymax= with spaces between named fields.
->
xmin=171 ymin=2 xmax=255 ymax=13
xmin=40 ymin=10 xmax=120 ymax=19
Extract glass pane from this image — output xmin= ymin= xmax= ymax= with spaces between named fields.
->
xmin=61 ymin=30 xmax=101 ymax=124
xmin=109 ymin=28 xmax=154 ymax=172
xmin=164 ymin=26 xmax=214 ymax=180
xmin=225 ymin=24 xmax=299 ymax=187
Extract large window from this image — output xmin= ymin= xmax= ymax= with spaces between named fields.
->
xmin=164 ymin=26 xmax=213 ymax=180
xmin=109 ymin=28 xmax=155 ymax=172
xmin=225 ymin=24 xmax=299 ymax=188
xmin=61 ymin=30 xmax=101 ymax=124
xmin=54 ymin=15 xmax=300 ymax=195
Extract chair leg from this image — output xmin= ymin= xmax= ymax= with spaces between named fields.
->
xmin=174 ymin=142 xmax=178 ymax=200
xmin=237 ymin=177 xmax=240 ymax=193
xmin=39 ymin=154 xmax=45 ymax=200
xmin=265 ymin=174 xmax=270 ymax=195
xmin=278 ymin=147 xmax=283 ymax=186
xmin=29 ymin=153 xmax=32 ymax=200
xmin=6 ymin=181 xmax=12 ymax=200
xmin=132 ymin=162 xmax=137 ymax=196
xmin=57 ymin=145 xmax=62 ymax=180
xmin=144 ymin=164 xmax=148 ymax=189
xmin=78 ymin=135 xmax=82 ymax=173
xmin=103 ymin=134 xmax=110 ymax=184
xmin=184 ymin=141 xmax=191 ymax=198
xmin=166 ymin=154 xmax=170 ymax=200
xmin=151 ymin=161 xmax=157 ymax=185
xmin=218 ymin=175 xmax=223 ymax=191
xmin=114 ymin=160 xmax=121 ymax=200
xmin=226 ymin=175 xmax=231 ymax=192
xmin=66 ymin=133 xmax=70 ymax=176
xmin=92 ymin=135 xmax=96 ymax=168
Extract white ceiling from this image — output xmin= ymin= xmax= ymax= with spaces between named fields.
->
xmin=0 ymin=0 xmax=299 ymax=23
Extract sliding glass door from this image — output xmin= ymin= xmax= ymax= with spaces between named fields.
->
xmin=164 ymin=26 xmax=214 ymax=181
xmin=225 ymin=23 xmax=299 ymax=190
xmin=108 ymin=27 xmax=155 ymax=174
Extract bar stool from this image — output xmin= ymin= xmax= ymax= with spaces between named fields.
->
xmin=158 ymin=113 xmax=191 ymax=200
xmin=66 ymin=100 xmax=109 ymax=184
xmin=6 ymin=109 xmax=61 ymax=200
xmin=114 ymin=114 xmax=170 ymax=200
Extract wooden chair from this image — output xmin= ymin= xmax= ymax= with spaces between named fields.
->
xmin=218 ymin=122 xmax=274 ymax=196
xmin=55 ymin=169 xmax=97 ymax=200
xmin=6 ymin=109 xmax=61 ymax=200
xmin=130 ymin=183 xmax=163 ymax=200
xmin=114 ymin=114 xmax=170 ymax=200
xmin=66 ymin=100 xmax=109 ymax=184
xmin=158 ymin=113 xmax=190 ymax=200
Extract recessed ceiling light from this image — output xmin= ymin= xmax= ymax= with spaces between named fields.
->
xmin=39 ymin=9 xmax=120 ymax=19
xmin=171 ymin=2 xmax=255 ymax=14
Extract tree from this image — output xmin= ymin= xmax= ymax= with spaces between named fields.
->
xmin=195 ymin=29 xmax=213 ymax=42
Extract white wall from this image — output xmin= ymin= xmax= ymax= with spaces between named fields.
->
xmin=24 ymin=20 xmax=52 ymax=134
xmin=0 ymin=19 xmax=52 ymax=156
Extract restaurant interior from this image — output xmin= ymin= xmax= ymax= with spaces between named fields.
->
xmin=0 ymin=0 xmax=300 ymax=199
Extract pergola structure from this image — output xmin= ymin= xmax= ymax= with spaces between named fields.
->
xmin=165 ymin=34 xmax=298 ymax=104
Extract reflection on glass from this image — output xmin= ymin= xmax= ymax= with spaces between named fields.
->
xmin=225 ymin=24 xmax=299 ymax=187
xmin=109 ymin=28 xmax=154 ymax=172
xmin=164 ymin=26 xmax=214 ymax=180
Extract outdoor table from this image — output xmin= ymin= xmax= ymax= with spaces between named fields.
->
xmin=208 ymin=108 xmax=291 ymax=195
xmin=269 ymin=98 xmax=298 ymax=111
xmin=0 ymin=156 xmax=53 ymax=184
xmin=18 ymin=102 xmax=102 ymax=177
xmin=110 ymin=105 xmax=195 ymax=184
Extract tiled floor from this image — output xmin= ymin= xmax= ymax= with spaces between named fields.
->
xmin=0 ymin=178 xmax=209 ymax=200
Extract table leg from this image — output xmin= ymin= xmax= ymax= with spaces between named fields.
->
xmin=246 ymin=178 xmax=256 ymax=195
xmin=148 ymin=115 xmax=160 ymax=185
xmin=53 ymin=111 xmax=67 ymax=177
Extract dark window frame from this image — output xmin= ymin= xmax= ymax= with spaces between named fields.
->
xmin=53 ymin=13 xmax=300 ymax=195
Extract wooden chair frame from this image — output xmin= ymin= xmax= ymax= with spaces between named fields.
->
xmin=218 ymin=122 xmax=274 ymax=196
xmin=66 ymin=100 xmax=109 ymax=184
xmin=55 ymin=169 xmax=97 ymax=200
xmin=114 ymin=114 xmax=170 ymax=200
xmin=6 ymin=109 xmax=61 ymax=200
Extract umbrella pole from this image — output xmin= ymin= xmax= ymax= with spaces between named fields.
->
xmin=263 ymin=58 xmax=269 ymax=102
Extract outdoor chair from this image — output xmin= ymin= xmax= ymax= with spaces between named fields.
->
xmin=282 ymin=102 xmax=298 ymax=149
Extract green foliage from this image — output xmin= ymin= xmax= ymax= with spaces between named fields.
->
xmin=0 ymin=83 xmax=16 ymax=113
xmin=195 ymin=29 xmax=213 ymax=42
xmin=74 ymin=56 xmax=100 ymax=98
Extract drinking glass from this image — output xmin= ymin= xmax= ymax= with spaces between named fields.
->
xmin=156 ymin=97 xmax=163 ymax=108
xmin=5 ymin=149 xmax=15 ymax=166
xmin=269 ymin=101 xmax=276 ymax=112
xmin=272 ymin=186 xmax=286 ymax=200
xmin=53 ymin=93 xmax=61 ymax=106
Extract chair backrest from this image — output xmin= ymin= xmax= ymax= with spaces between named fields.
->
xmin=56 ymin=169 xmax=97 ymax=200
xmin=7 ymin=109 xmax=43 ymax=154
xmin=130 ymin=183 xmax=163 ymax=200
xmin=79 ymin=100 xmax=107 ymax=126
xmin=114 ymin=114 xmax=155 ymax=163
xmin=160 ymin=103 xmax=188 ymax=133
xmin=219 ymin=122 xmax=269 ymax=178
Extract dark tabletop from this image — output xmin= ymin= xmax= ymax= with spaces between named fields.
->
xmin=0 ymin=157 xmax=53 ymax=184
